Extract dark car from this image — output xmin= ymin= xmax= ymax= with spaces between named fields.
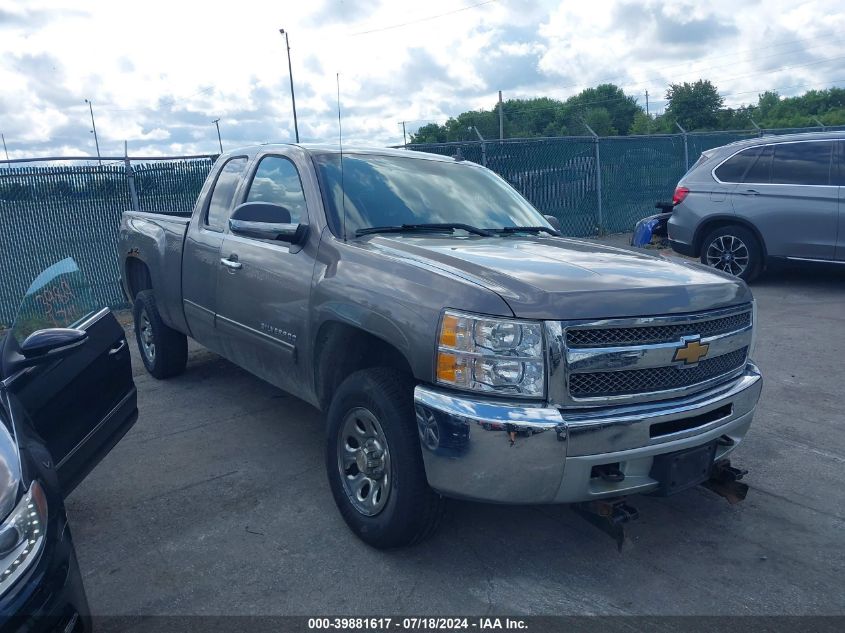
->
xmin=0 ymin=258 xmax=137 ymax=632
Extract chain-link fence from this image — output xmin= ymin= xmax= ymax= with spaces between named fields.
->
xmin=1 ymin=124 xmax=842 ymax=328
xmin=409 ymin=125 xmax=845 ymax=236
xmin=0 ymin=156 xmax=215 ymax=327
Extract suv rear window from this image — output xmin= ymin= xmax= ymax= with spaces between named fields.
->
xmin=714 ymin=146 xmax=761 ymax=183
xmin=770 ymin=141 xmax=832 ymax=186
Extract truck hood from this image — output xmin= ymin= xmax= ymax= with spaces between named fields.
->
xmin=365 ymin=235 xmax=752 ymax=320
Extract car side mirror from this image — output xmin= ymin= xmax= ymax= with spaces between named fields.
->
xmin=229 ymin=202 xmax=308 ymax=245
xmin=16 ymin=328 xmax=88 ymax=368
xmin=543 ymin=215 xmax=562 ymax=232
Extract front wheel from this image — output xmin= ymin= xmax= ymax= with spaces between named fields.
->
xmin=700 ymin=225 xmax=763 ymax=282
xmin=325 ymin=368 xmax=444 ymax=548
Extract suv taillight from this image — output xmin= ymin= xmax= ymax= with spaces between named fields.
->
xmin=672 ymin=186 xmax=690 ymax=205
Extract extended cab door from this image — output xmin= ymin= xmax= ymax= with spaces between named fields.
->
xmin=1 ymin=258 xmax=137 ymax=496
xmin=214 ymin=152 xmax=318 ymax=396
xmin=182 ymin=155 xmax=250 ymax=354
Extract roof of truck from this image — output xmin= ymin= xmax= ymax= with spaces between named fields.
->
xmin=225 ymin=143 xmax=465 ymax=164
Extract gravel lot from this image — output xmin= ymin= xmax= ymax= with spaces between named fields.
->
xmin=66 ymin=254 xmax=845 ymax=617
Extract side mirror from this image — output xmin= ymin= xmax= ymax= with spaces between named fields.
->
xmin=17 ymin=328 xmax=88 ymax=368
xmin=543 ymin=215 xmax=562 ymax=233
xmin=229 ymin=202 xmax=308 ymax=245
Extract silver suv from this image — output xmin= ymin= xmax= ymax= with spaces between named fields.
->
xmin=668 ymin=132 xmax=844 ymax=281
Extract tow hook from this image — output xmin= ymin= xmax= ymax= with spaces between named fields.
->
xmin=572 ymin=497 xmax=639 ymax=552
xmin=701 ymin=459 xmax=749 ymax=504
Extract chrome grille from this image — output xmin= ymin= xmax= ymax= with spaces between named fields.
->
xmin=556 ymin=304 xmax=754 ymax=406
xmin=566 ymin=311 xmax=751 ymax=348
xmin=569 ymin=347 xmax=748 ymax=398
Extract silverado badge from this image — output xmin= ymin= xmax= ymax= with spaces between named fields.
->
xmin=673 ymin=338 xmax=709 ymax=365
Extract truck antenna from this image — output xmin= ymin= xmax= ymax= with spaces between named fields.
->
xmin=337 ymin=72 xmax=347 ymax=242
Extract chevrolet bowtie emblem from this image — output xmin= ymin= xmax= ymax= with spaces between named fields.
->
xmin=673 ymin=339 xmax=710 ymax=365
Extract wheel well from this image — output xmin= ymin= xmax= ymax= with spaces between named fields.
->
xmin=693 ymin=217 xmax=767 ymax=258
xmin=125 ymin=258 xmax=152 ymax=301
xmin=314 ymin=322 xmax=414 ymax=411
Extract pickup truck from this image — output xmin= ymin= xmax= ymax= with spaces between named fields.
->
xmin=119 ymin=145 xmax=762 ymax=548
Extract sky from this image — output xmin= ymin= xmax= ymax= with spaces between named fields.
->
xmin=0 ymin=0 xmax=843 ymax=159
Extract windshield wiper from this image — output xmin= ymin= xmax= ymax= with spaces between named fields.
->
xmin=493 ymin=226 xmax=561 ymax=236
xmin=355 ymin=223 xmax=494 ymax=237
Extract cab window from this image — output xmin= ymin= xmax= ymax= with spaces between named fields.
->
xmin=245 ymin=156 xmax=308 ymax=224
xmin=206 ymin=157 xmax=249 ymax=231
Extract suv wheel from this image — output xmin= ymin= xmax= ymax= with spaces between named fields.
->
xmin=133 ymin=290 xmax=188 ymax=379
xmin=700 ymin=225 xmax=763 ymax=282
xmin=325 ymin=368 xmax=444 ymax=548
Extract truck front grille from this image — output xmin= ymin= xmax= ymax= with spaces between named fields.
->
xmin=560 ymin=304 xmax=753 ymax=405
xmin=566 ymin=311 xmax=751 ymax=348
xmin=569 ymin=347 xmax=748 ymax=398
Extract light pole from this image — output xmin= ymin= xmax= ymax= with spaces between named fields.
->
xmin=1 ymin=133 xmax=8 ymax=162
xmin=279 ymin=29 xmax=300 ymax=143
xmin=212 ymin=118 xmax=223 ymax=153
xmin=84 ymin=99 xmax=102 ymax=165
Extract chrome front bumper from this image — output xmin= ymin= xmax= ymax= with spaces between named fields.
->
xmin=413 ymin=362 xmax=762 ymax=504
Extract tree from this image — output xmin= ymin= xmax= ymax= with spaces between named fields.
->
xmin=563 ymin=84 xmax=641 ymax=136
xmin=628 ymin=110 xmax=652 ymax=135
xmin=665 ymin=80 xmax=724 ymax=130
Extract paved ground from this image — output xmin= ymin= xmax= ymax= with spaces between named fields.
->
xmin=66 ymin=253 xmax=845 ymax=616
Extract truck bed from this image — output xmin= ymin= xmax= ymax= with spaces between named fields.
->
xmin=119 ymin=210 xmax=192 ymax=334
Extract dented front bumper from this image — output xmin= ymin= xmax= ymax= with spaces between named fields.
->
xmin=413 ymin=362 xmax=762 ymax=504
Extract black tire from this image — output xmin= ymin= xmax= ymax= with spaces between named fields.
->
xmin=699 ymin=225 xmax=763 ymax=282
xmin=325 ymin=368 xmax=444 ymax=549
xmin=133 ymin=289 xmax=188 ymax=379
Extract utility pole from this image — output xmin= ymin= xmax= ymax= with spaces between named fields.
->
xmin=212 ymin=118 xmax=223 ymax=153
xmin=498 ymin=90 xmax=504 ymax=140
xmin=749 ymin=117 xmax=762 ymax=137
xmin=84 ymin=99 xmax=102 ymax=165
xmin=1 ymin=133 xmax=8 ymax=163
xmin=812 ymin=116 xmax=825 ymax=130
xmin=645 ymin=90 xmax=650 ymax=134
xmin=645 ymin=90 xmax=649 ymax=118
xmin=400 ymin=121 xmax=407 ymax=148
xmin=279 ymin=29 xmax=300 ymax=143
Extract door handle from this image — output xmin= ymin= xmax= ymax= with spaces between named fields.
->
xmin=220 ymin=256 xmax=242 ymax=270
xmin=741 ymin=189 xmax=760 ymax=196
xmin=109 ymin=339 xmax=127 ymax=356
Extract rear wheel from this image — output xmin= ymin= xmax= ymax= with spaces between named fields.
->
xmin=133 ymin=290 xmax=188 ymax=379
xmin=325 ymin=368 xmax=444 ymax=548
xmin=700 ymin=225 xmax=763 ymax=282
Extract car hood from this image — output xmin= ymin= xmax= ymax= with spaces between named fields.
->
xmin=364 ymin=235 xmax=752 ymax=320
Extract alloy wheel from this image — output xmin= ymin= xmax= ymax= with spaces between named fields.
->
xmin=705 ymin=234 xmax=750 ymax=277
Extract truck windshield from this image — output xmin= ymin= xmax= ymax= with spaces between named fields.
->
xmin=312 ymin=153 xmax=551 ymax=238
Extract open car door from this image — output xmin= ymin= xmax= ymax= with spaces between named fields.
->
xmin=0 ymin=258 xmax=137 ymax=496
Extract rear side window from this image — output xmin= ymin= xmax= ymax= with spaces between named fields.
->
xmin=770 ymin=141 xmax=832 ymax=186
xmin=245 ymin=156 xmax=308 ymax=224
xmin=743 ymin=145 xmax=773 ymax=184
xmin=714 ymin=147 xmax=761 ymax=183
xmin=206 ymin=157 xmax=249 ymax=230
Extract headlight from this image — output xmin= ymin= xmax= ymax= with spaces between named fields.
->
xmin=0 ymin=481 xmax=47 ymax=596
xmin=436 ymin=310 xmax=545 ymax=398
xmin=749 ymin=299 xmax=758 ymax=358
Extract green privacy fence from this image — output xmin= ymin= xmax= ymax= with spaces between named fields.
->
xmin=2 ymin=125 xmax=842 ymax=328
xmin=409 ymin=125 xmax=845 ymax=236
xmin=0 ymin=157 xmax=215 ymax=328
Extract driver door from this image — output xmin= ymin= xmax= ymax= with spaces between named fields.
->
xmin=1 ymin=258 xmax=137 ymax=496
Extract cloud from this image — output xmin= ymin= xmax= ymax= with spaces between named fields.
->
xmin=0 ymin=0 xmax=842 ymax=158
